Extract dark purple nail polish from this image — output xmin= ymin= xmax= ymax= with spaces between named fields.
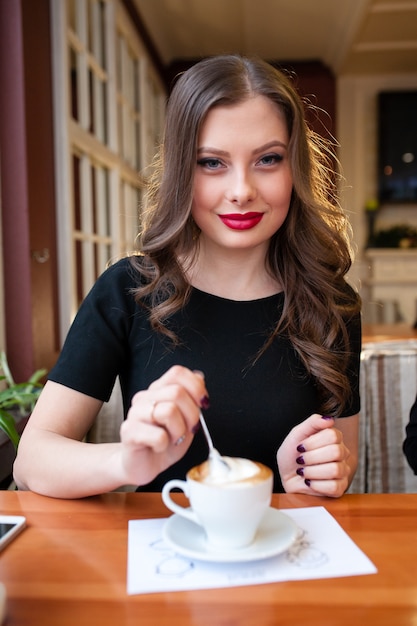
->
xmin=296 ymin=455 xmax=305 ymax=465
xmin=296 ymin=467 xmax=304 ymax=477
xmin=304 ymin=479 xmax=311 ymax=487
xmin=200 ymin=395 xmax=210 ymax=410
xmin=322 ymin=415 xmax=333 ymax=420
xmin=191 ymin=422 xmax=201 ymax=435
xmin=297 ymin=444 xmax=306 ymax=453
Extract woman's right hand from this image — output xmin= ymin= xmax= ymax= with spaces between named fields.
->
xmin=14 ymin=367 xmax=208 ymax=498
xmin=119 ymin=366 xmax=208 ymax=486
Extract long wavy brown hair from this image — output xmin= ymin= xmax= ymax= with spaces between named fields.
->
xmin=131 ymin=54 xmax=361 ymax=416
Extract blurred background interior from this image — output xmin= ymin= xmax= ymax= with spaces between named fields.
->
xmin=1 ymin=0 xmax=417 ymax=383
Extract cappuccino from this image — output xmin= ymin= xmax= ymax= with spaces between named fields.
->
xmin=188 ymin=458 xmax=271 ymax=486
xmin=162 ymin=457 xmax=273 ymax=549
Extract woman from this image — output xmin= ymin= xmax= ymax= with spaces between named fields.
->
xmin=14 ymin=55 xmax=361 ymax=498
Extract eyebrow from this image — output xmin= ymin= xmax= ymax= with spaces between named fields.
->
xmin=197 ymin=140 xmax=288 ymax=156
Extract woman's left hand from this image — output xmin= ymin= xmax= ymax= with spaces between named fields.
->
xmin=277 ymin=413 xmax=357 ymax=497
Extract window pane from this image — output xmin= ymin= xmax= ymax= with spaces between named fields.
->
xmin=67 ymin=0 xmax=76 ymax=32
xmin=70 ymin=48 xmax=79 ymax=121
xmin=72 ymin=154 xmax=81 ymax=230
xmin=59 ymin=0 xmax=165 ymax=333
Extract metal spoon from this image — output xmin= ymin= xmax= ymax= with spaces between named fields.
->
xmin=199 ymin=411 xmax=231 ymax=473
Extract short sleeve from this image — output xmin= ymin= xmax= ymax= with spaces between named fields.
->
xmin=48 ymin=258 xmax=140 ymax=402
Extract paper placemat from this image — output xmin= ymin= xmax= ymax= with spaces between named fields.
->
xmin=127 ymin=506 xmax=377 ymax=594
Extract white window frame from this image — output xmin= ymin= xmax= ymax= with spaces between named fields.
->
xmin=50 ymin=0 xmax=165 ymax=343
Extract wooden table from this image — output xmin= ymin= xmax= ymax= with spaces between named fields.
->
xmin=1 ymin=491 xmax=417 ymax=625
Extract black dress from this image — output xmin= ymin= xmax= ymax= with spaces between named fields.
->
xmin=49 ymin=257 xmax=361 ymax=492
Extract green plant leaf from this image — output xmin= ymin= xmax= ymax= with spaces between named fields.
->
xmin=23 ymin=369 xmax=47 ymax=394
xmin=0 ymin=351 xmax=15 ymax=386
xmin=0 ymin=385 xmax=42 ymax=410
xmin=0 ymin=409 xmax=20 ymax=450
xmin=0 ymin=351 xmax=45 ymax=446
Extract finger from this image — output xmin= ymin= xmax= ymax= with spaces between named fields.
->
xmin=291 ymin=414 xmax=335 ymax=455
xmin=150 ymin=400 xmax=189 ymax=447
xmin=127 ymin=395 xmax=191 ymax=445
xmin=297 ymin=425 xmax=343 ymax=457
xmin=295 ymin=414 xmax=335 ymax=442
xmin=121 ymin=419 xmax=169 ymax=453
xmin=148 ymin=366 xmax=209 ymax=409
xmin=297 ymin=443 xmax=347 ymax=465
xmin=131 ymin=383 xmax=202 ymax=434
xmin=298 ymin=460 xmax=347 ymax=481
xmin=121 ymin=409 xmax=188 ymax=453
xmin=303 ymin=476 xmax=349 ymax=498
xmin=301 ymin=424 xmax=342 ymax=449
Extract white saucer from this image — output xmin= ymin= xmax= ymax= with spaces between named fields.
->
xmin=162 ymin=507 xmax=298 ymax=563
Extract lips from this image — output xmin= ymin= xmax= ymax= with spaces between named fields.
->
xmin=218 ymin=212 xmax=264 ymax=230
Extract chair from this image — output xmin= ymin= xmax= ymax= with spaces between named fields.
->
xmin=87 ymin=378 xmax=124 ymax=445
xmin=86 ymin=379 xmax=136 ymax=491
xmin=350 ymin=340 xmax=417 ymax=493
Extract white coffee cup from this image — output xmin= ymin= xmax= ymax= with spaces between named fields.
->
xmin=162 ymin=457 xmax=273 ymax=550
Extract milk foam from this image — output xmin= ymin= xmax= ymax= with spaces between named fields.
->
xmin=203 ymin=456 xmax=260 ymax=485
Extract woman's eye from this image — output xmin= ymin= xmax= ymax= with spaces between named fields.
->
xmin=197 ymin=157 xmax=223 ymax=170
xmin=258 ymin=153 xmax=283 ymax=166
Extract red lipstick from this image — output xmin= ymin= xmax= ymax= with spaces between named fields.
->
xmin=218 ymin=212 xmax=263 ymax=230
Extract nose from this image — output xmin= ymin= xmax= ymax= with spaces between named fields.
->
xmin=225 ymin=169 xmax=257 ymax=205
